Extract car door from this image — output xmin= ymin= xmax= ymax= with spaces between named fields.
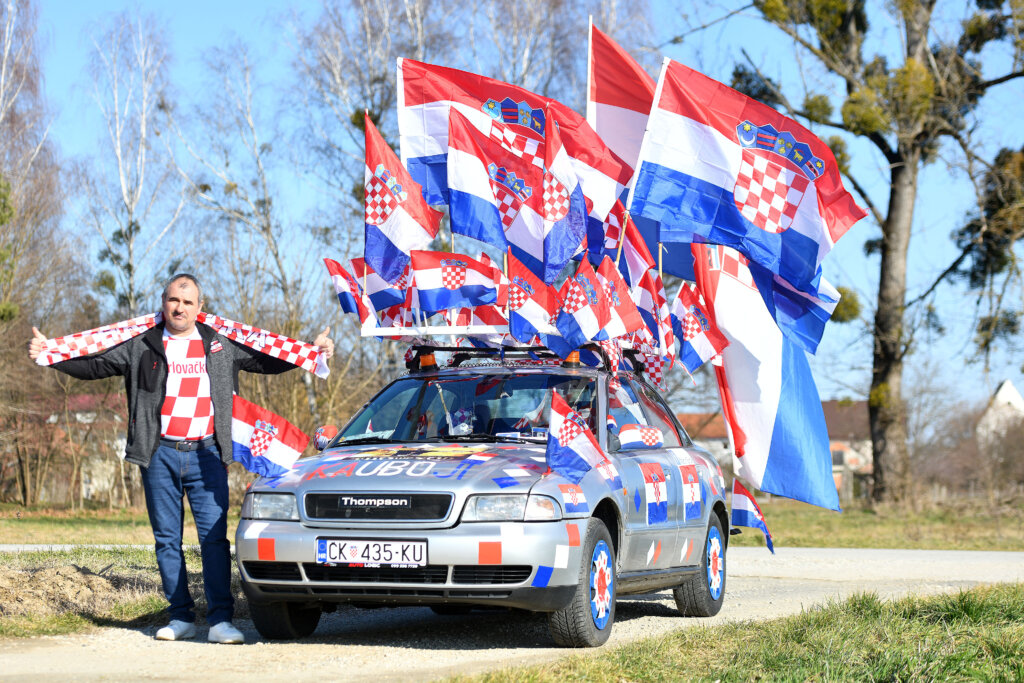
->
xmin=630 ymin=378 xmax=708 ymax=568
xmin=607 ymin=376 xmax=682 ymax=572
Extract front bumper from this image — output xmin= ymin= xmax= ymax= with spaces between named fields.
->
xmin=235 ymin=518 xmax=584 ymax=612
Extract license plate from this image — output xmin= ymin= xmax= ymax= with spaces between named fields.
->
xmin=315 ymin=538 xmax=427 ymax=567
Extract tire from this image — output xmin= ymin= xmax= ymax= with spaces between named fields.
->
xmin=249 ymin=601 xmax=322 ymax=640
xmin=548 ymin=518 xmax=616 ymax=647
xmin=673 ymin=514 xmax=726 ymax=617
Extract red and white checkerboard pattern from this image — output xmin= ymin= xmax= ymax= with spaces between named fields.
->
xmin=680 ymin=310 xmax=702 ymax=341
xmin=642 ymin=353 xmax=666 ymax=391
xmin=734 ymin=149 xmax=808 ymax=234
xmin=249 ymin=427 xmax=276 ymax=458
xmin=364 ymin=175 xmax=399 ymax=225
xmin=542 ymin=173 xmax=570 ymax=222
xmin=199 ymin=313 xmax=323 ymax=377
xmin=160 ymin=333 xmax=214 ymax=440
xmin=556 ymin=411 xmax=586 ymax=447
xmin=441 ymin=264 xmax=467 ymax=290
xmin=37 ymin=314 xmax=159 ymax=366
xmin=561 ymin=278 xmax=588 ymax=315
xmin=487 ymin=122 xmax=543 ymax=169
xmin=602 ymin=210 xmax=622 ymax=251
xmin=490 ymin=184 xmax=521 ymax=229
xmin=508 ymin=284 xmax=528 ymax=311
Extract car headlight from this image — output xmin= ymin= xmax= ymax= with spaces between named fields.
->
xmin=241 ymin=492 xmax=299 ymax=521
xmin=461 ymin=494 xmax=562 ymax=522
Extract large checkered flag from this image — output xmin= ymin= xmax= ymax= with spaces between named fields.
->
xmin=545 ymin=390 xmax=607 ymax=484
xmin=363 ymin=114 xmax=442 ymax=285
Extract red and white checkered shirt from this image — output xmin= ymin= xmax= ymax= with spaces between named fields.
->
xmin=160 ymin=329 xmax=214 ymax=440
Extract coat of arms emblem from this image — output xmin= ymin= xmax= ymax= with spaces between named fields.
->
xmin=440 ymin=258 xmax=468 ymax=290
xmin=250 ymin=419 xmax=279 ymax=459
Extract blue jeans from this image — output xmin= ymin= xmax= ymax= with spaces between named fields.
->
xmin=141 ymin=443 xmax=233 ymax=626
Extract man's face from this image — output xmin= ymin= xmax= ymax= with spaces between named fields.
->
xmin=162 ymin=279 xmax=203 ymax=336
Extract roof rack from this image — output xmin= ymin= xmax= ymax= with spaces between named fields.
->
xmin=405 ymin=343 xmax=644 ymax=375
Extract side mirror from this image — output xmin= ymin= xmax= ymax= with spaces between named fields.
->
xmin=313 ymin=424 xmax=338 ymax=452
xmin=618 ymin=424 xmax=664 ymax=450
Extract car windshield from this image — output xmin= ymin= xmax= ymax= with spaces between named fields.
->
xmin=337 ymin=372 xmax=597 ymax=444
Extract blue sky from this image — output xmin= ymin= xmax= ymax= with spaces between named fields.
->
xmin=34 ymin=0 xmax=1024 ymax=407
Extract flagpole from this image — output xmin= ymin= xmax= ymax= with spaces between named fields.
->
xmin=615 ymin=212 xmax=627 ymax=267
xmin=658 ymin=242 xmax=663 ymax=280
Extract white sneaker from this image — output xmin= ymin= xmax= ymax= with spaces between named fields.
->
xmin=155 ymin=620 xmax=196 ymax=641
xmin=208 ymin=621 xmax=245 ymax=644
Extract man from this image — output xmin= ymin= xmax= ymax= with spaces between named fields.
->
xmin=28 ymin=274 xmax=334 ymax=644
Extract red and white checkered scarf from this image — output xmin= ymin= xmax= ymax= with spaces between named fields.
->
xmin=35 ymin=312 xmax=330 ymax=378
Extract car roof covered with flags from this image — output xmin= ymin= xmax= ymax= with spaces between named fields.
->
xmin=236 ymin=345 xmax=729 ymax=647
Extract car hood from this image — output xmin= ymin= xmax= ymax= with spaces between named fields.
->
xmin=253 ymin=441 xmax=550 ymax=495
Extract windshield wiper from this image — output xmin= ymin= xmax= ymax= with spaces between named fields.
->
xmin=336 ymin=436 xmax=403 ymax=445
xmin=422 ymin=432 xmax=500 ymax=442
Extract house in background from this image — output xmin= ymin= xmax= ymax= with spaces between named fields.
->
xmin=976 ymin=379 xmax=1024 ymax=449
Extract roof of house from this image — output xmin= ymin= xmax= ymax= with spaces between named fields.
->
xmin=676 ymin=412 xmax=728 ymax=440
xmin=820 ymin=400 xmax=870 ymax=441
xmin=678 ymin=400 xmax=872 ymax=442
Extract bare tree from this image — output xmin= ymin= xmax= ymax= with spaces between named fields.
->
xmin=82 ymin=12 xmax=184 ymax=315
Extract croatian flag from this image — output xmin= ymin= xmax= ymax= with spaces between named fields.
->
xmin=749 ymin=260 xmax=840 ymax=355
xmin=694 ymin=243 xmax=840 ymax=511
xmin=506 ymin=250 xmax=560 ymax=343
xmin=595 ymin=256 xmax=644 ymax=340
xmin=410 ymin=250 xmax=498 ymax=312
xmin=558 ymin=483 xmax=589 ymax=514
xmin=633 ymin=270 xmax=674 ymax=359
xmin=363 ymin=114 xmax=442 ymax=284
xmin=619 ymin=424 xmax=664 ymax=449
xmin=553 ymin=258 xmax=611 ymax=356
xmin=397 ymin=58 xmax=630 ymax=232
xmin=350 ymin=258 xmax=408 ymax=312
xmin=731 ymin=479 xmax=775 ymax=553
xmin=545 ymin=390 xmax=606 ymax=484
xmin=586 ymin=22 xmax=656 ymax=173
xmin=639 ymin=461 xmax=668 ymax=524
xmin=324 ymin=258 xmax=370 ymax=323
xmin=231 ymin=396 xmax=309 ymax=479
xmin=446 ymin=109 xmax=586 ymax=283
xmin=477 ymin=251 xmax=509 ymax=306
xmin=671 ymin=280 xmax=728 ymax=373
xmin=680 ymin=463 xmax=702 ymax=521
xmin=628 ymin=58 xmax=866 ymax=297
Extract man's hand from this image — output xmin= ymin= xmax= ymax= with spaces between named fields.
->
xmin=313 ymin=326 xmax=334 ymax=360
xmin=28 ymin=326 xmax=47 ymax=361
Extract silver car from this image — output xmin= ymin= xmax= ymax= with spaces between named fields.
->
xmin=236 ymin=347 xmax=728 ymax=647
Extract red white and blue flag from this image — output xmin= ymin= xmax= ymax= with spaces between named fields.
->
xmin=545 ymin=390 xmax=606 ymax=484
xmin=671 ymin=280 xmax=728 ymax=373
xmin=633 ymin=270 xmax=675 ymax=362
xmin=363 ymin=114 xmax=442 ymax=284
xmin=695 ymin=243 xmax=840 ymax=510
xmin=231 ymin=396 xmax=309 ymax=479
xmin=587 ymin=23 xmax=656 ymax=174
xmin=397 ymin=59 xmax=630 ymax=240
xmin=618 ymin=424 xmax=664 ymax=450
xmin=680 ymin=463 xmax=702 ymax=521
xmin=446 ymin=109 xmax=586 ymax=283
xmin=558 ymin=483 xmax=589 ymax=514
xmin=594 ymin=256 xmax=644 ymax=340
xmin=552 ymin=258 xmax=611 ymax=357
xmin=628 ymin=59 xmax=866 ymax=297
xmin=410 ymin=250 xmax=499 ymax=312
xmin=638 ymin=461 xmax=668 ymax=524
xmin=731 ymin=479 xmax=775 ymax=553
xmin=324 ymin=258 xmax=370 ymax=324
xmin=506 ymin=250 xmax=560 ymax=343
xmin=350 ymin=257 xmax=408 ymax=313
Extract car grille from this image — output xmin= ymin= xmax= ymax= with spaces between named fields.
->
xmin=302 ymin=563 xmax=449 ymax=583
xmin=304 ymin=492 xmax=454 ymax=521
xmin=451 ymin=565 xmax=532 ymax=584
xmin=298 ymin=563 xmax=532 ymax=585
xmin=243 ymin=561 xmax=302 ymax=581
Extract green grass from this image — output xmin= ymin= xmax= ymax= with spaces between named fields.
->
xmin=727 ymin=497 xmax=1024 ymax=551
xmin=458 ymin=583 xmax=1024 ymax=682
xmin=0 ymin=506 xmax=242 ymax=545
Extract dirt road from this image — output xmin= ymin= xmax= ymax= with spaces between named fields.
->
xmin=2 ymin=547 xmax=1022 ymax=682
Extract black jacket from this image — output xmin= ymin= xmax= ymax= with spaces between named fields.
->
xmin=52 ymin=322 xmax=294 ymax=467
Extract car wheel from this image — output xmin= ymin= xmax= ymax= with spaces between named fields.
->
xmin=673 ymin=513 xmax=726 ymax=617
xmin=548 ymin=518 xmax=616 ymax=647
xmin=249 ymin=601 xmax=322 ymax=640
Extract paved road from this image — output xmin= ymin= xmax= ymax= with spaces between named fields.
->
xmin=2 ymin=547 xmax=1022 ymax=682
